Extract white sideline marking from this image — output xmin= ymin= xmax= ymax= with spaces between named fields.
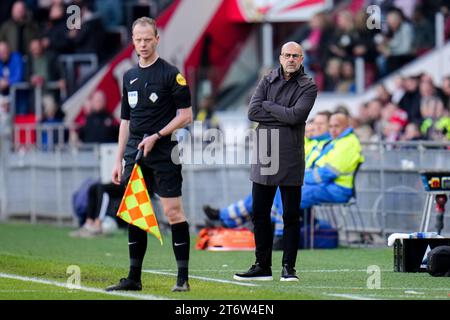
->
xmin=143 ymin=270 xmax=259 ymax=287
xmin=0 ymin=273 xmax=168 ymax=300
xmin=326 ymin=293 xmax=378 ymax=300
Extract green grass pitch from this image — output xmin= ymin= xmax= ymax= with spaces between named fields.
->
xmin=0 ymin=222 xmax=449 ymax=300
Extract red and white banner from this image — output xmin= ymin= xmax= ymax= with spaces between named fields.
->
xmin=228 ymin=0 xmax=333 ymax=22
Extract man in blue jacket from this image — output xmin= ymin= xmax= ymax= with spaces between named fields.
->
xmin=0 ymin=41 xmax=23 ymax=112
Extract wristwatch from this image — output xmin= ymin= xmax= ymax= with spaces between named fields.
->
xmin=156 ymin=131 xmax=163 ymax=139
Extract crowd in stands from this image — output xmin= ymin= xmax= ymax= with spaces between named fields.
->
xmin=301 ymin=0 xmax=450 ymax=92
xmin=0 ymin=0 xmax=152 ymax=135
xmin=1 ymin=0 xmax=108 ymax=116
xmin=352 ymin=73 xmax=450 ymax=142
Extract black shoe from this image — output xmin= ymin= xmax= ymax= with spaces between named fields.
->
xmin=172 ymin=279 xmax=190 ymax=292
xmin=105 ymin=278 xmax=142 ymax=291
xmin=203 ymin=205 xmax=220 ymax=221
xmin=233 ymin=263 xmax=273 ymax=281
xmin=280 ymin=265 xmax=299 ymax=282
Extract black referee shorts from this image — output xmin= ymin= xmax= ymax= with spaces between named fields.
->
xmin=122 ymin=137 xmax=183 ymax=198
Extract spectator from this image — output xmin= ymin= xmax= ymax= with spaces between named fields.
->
xmin=336 ymin=60 xmax=356 ymax=93
xmin=39 ymin=93 xmax=65 ymax=150
xmin=305 ymin=111 xmax=332 ymax=158
xmin=323 ymin=58 xmax=342 ymax=92
xmin=420 ymin=78 xmax=444 ymax=114
xmin=400 ymin=122 xmax=422 ymax=141
xmin=419 ymin=80 xmax=448 ymax=140
xmin=411 ymin=6 xmax=435 ymax=55
xmin=381 ymin=102 xmax=408 ymax=142
xmin=391 ymin=75 xmax=406 ymax=104
xmin=376 ymin=8 xmax=414 ymax=75
xmin=194 ymin=94 xmax=220 ymax=130
xmin=375 ymin=84 xmax=392 ymax=105
xmin=301 ymin=12 xmax=333 ymax=74
xmin=41 ymin=2 xmax=73 ymax=56
xmin=67 ymin=0 xmax=106 ymax=61
xmin=363 ymin=99 xmax=384 ymax=137
xmin=305 ymin=119 xmax=315 ymax=138
xmin=353 ymin=104 xmax=375 ymax=142
xmin=0 ymin=41 xmax=24 ymax=113
xmin=334 ymin=104 xmax=351 ymax=117
xmin=76 ymin=90 xmax=118 ymax=143
xmin=399 ymin=75 xmax=422 ymax=124
xmin=353 ymin=9 xmax=379 ymax=84
xmin=26 ymin=37 xmax=66 ymax=101
xmin=328 ymin=10 xmax=358 ymax=63
xmin=442 ymin=76 xmax=450 ymax=109
xmin=26 ymin=38 xmax=48 ymax=86
xmin=69 ymin=181 xmax=125 ymax=238
xmin=0 ymin=1 xmax=39 ymax=55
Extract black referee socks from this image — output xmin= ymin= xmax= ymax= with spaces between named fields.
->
xmin=127 ymin=221 xmax=190 ymax=284
xmin=127 ymin=224 xmax=148 ymax=282
xmin=171 ymin=221 xmax=190 ymax=282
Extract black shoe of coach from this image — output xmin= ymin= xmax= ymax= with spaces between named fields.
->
xmin=280 ymin=265 xmax=299 ymax=282
xmin=233 ymin=263 xmax=273 ymax=281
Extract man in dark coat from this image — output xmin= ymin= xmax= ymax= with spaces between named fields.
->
xmin=234 ymin=42 xmax=317 ymax=282
xmin=77 ymin=90 xmax=118 ymax=143
xmin=0 ymin=1 xmax=39 ymax=55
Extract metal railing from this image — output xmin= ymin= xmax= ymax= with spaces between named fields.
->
xmin=58 ymin=54 xmax=98 ymax=95
xmin=9 ymin=81 xmax=65 ymax=120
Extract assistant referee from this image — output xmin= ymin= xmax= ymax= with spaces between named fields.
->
xmin=106 ymin=17 xmax=193 ymax=292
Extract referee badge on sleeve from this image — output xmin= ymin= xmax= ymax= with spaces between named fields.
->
xmin=176 ymin=73 xmax=187 ymax=86
xmin=128 ymin=91 xmax=138 ymax=108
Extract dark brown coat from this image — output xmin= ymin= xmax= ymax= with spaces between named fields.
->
xmin=248 ymin=66 xmax=317 ymax=186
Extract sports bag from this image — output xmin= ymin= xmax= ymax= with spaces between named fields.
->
xmin=195 ymin=227 xmax=255 ymax=251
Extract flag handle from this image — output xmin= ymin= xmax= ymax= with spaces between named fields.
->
xmin=135 ymin=134 xmax=150 ymax=162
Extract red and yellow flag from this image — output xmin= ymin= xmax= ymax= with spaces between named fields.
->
xmin=116 ymin=163 xmax=163 ymax=245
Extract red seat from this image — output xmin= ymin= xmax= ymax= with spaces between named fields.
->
xmin=14 ymin=114 xmax=37 ymax=146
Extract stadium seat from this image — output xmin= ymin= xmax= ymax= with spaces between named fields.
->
xmin=14 ymin=114 xmax=37 ymax=148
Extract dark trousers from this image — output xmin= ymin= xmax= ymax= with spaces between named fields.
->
xmin=252 ymin=182 xmax=301 ymax=268
xmin=86 ymin=182 xmax=124 ymax=220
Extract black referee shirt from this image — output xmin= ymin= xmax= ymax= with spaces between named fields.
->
xmin=121 ymin=57 xmax=191 ymax=137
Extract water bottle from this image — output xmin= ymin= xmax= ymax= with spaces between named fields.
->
xmin=409 ymin=232 xmax=439 ymax=239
